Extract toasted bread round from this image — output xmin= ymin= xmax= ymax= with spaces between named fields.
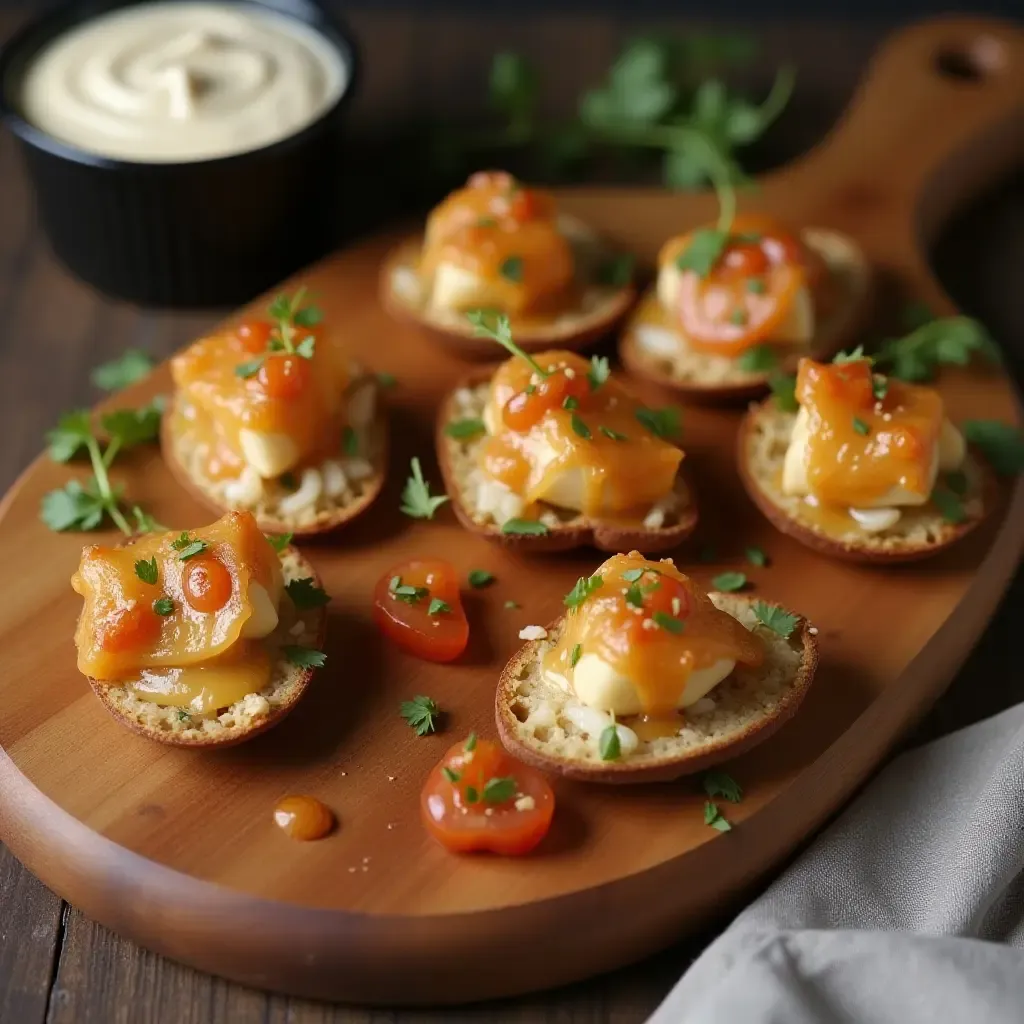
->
xmin=380 ymin=224 xmax=636 ymax=358
xmin=161 ymin=376 xmax=387 ymax=537
xmin=737 ymin=397 xmax=991 ymax=563
xmin=619 ymin=228 xmax=872 ymax=402
xmin=436 ymin=369 xmax=698 ymax=555
xmin=496 ymin=594 xmax=818 ymax=783
xmin=87 ymin=546 xmax=327 ymax=748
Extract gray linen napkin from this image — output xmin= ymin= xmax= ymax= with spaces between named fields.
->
xmin=648 ymin=703 xmax=1024 ymax=1023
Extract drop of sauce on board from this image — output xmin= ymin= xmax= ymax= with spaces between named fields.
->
xmin=273 ymin=795 xmax=335 ymax=841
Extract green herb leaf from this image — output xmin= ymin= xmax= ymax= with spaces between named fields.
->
xmin=283 ymin=645 xmax=327 ymax=669
xmin=963 ymin=420 xmax=1024 ymax=476
xmin=91 ymin=349 xmax=154 ymax=391
xmin=876 ymin=316 xmax=999 ymax=382
xmin=47 ymin=411 xmax=93 ymax=463
xmin=295 ymin=335 xmax=316 ymax=360
xmin=624 ymin=583 xmax=645 ymax=609
xmin=599 ymin=724 xmax=622 ymax=761
xmin=704 ymin=801 xmax=733 ymax=831
xmin=596 ymin=253 xmax=635 ymax=288
xmin=736 ymin=344 xmax=777 ymax=372
xmin=588 ymin=355 xmax=611 ymax=391
xmin=401 ymin=457 xmax=449 ymax=520
xmin=600 ymin=425 xmax=628 ymax=441
xmin=153 ymin=597 xmax=175 ymax=616
xmin=483 ymin=776 xmax=518 ymax=804
xmin=570 ymin=643 xmax=583 ymax=668
xmin=131 ymin=506 xmax=165 ymax=534
xmin=744 ymin=546 xmax=768 ymax=567
xmin=176 ymin=540 xmax=207 ymax=561
xmin=465 ymin=732 xmax=478 ymax=752
xmin=499 ymin=255 xmax=524 ymax=283
xmin=134 ymin=557 xmax=158 ymax=585
xmin=620 ymin=568 xmax=646 ymax=582
xmin=872 ymin=375 xmax=889 ymax=401
xmin=40 ymin=481 xmax=105 ymax=532
xmin=445 ymin=418 xmax=487 ymax=440
xmin=652 ymin=610 xmax=684 ymax=633
xmin=286 ymin=577 xmax=330 ymax=609
xmin=466 ymin=310 xmax=550 ymax=379
xmin=703 ymin=770 xmax=742 ymax=803
xmin=390 ymin=576 xmax=429 ymax=604
xmin=235 ymin=356 xmax=265 ymax=379
xmin=293 ymin=305 xmax=323 ymax=329
xmin=100 ymin=399 xmax=164 ymax=449
xmin=562 ymin=396 xmax=579 ymax=411
xmin=504 ymin=599 xmax=520 ymax=609
xmin=502 ymin=518 xmax=549 ymax=535
xmin=746 ymin=278 xmax=767 ymax=294
xmin=442 ymin=767 xmax=461 ymax=783
xmin=768 ymin=372 xmax=799 ymax=412
xmin=931 ymin=485 xmax=966 ymax=524
xmin=468 ymin=569 xmax=495 ymax=589
xmin=752 ymin=600 xmax=799 ymax=638
xmin=570 ymin=412 xmax=591 ymax=439
xmin=635 ymin=405 xmax=681 ymax=439
xmin=564 ymin=573 xmax=604 ymax=609
xmin=675 ymin=228 xmax=729 ymax=277
xmin=376 ymin=372 xmax=397 ymax=390
xmin=465 ymin=786 xmax=479 ymax=804
xmin=833 ymin=345 xmax=868 ymax=364
xmin=711 ymin=571 xmax=747 ymax=592
xmin=428 ymin=598 xmax=451 ymax=616
xmin=400 ymin=695 xmax=441 ymax=736
xmin=265 ymin=532 xmax=293 ymax=553
xmin=852 ymin=417 xmax=870 ymax=436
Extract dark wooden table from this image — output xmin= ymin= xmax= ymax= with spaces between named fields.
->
xmin=1 ymin=8 xmax=1022 ymax=1022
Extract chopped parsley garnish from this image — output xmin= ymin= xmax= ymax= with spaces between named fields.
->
xmin=283 ymin=645 xmax=327 ymax=669
xmin=652 ymin=610 xmax=684 ymax=633
xmin=562 ymin=396 xmax=579 ymax=411
xmin=635 ymin=405 xmax=681 ymax=439
xmin=833 ymin=345 xmax=868 ymax=364
xmin=875 ymin=315 xmax=999 ymax=382
xmin=235 ymin=357 xmax=264 ymax=379
xmin=744 ymin=546 xmax=768 ymax=567
xmin=962 ymin=420 xmax=1024 ymax=476
xmin=265 ymin=532 xmax=293 ymax=553
xmin=702 ymin=770 xmax=742 ymax=803
xmin=570 ymin=412 xmax=591 ymax=439
xmin=483 ymin=776 xmax=518 ymax=803
xmin=752 ymin=600 xmax=799 ymax=638
xmin=401 ymin=457 xmax=449 ymax=520
xmin=445 ymin=417 xmax=487 ymax=439
xmin=711 ymin=571 xmax=747 ymax=592
xmin=587 ymin=355 xmax=611 ymax=391
xmin=499 ymin=255 xmax=524 ymax=282
xmin=176 ymin=540 xmax=207 ymax=562
xmin=442 ymin=766 xmax=461 ymax=783
xmin=342 ymin=426 xmax=359 ymax=456
xmin=468 ymin=569 xmax=495 ymax=588
xmin=570 ymin=643 xmax=583 ymax=668
xmin=285 ymin=578 xmax=330 ymax=609
xmin=852 ymin=417 xmax=870 ymax=436
xmin=428 ymin=598 xmax=451 ymax=616
xmin=564 ymin=573 xmax=603 ymax=609
xmin=134 ymin=557 xmax=158 ymax=585
xmin=746 ymin=278 xmax=767 ymax=295
xmin=621 ymin=567 xmax=648 ymax=582
xmin=704 ymin=801 xmax=732 ymax=832
xmin=465 ymin=732 xmax=477 ymax=752
xmin=729 ymin=307 xmax=747 ymax=326
xmin=233 ymin=288 xmax=322 ymax=377
xmin=389 ymin=576 xmax=429 ymax=605
xmin=624 ymin=584 xmax=645 ymax=609
xmin=736 ymin=344 xmax=776 ymax=372
xmin=153 ymin=597 xmax=174 ymax=616
xmin=872 ymin=375 xmax=889 ymax=401
xmin=502 ymin=518 xmax=549 ymax=535
xmin=931 ymin=485 xmax=966 ymax=524
xmin=600 ymin=426 xmax=628 ymax=441
xmin=599 ymin=724 xmax=622 ymax=761
xmin=91 ymin=349 xmax=153 ymax=391
xmin=400 ymin=695 xmax=441 ymax=736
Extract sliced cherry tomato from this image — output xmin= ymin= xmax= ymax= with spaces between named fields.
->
xmin=98 ymin=603 xmax=162 ymax=653
xmin=503 ymin=370 xmax=590 ymax=432
xmin=182 ymin=556 xmax=234 ymax=613
xmin=236 ymin=319 xmax=273 ymax=354
xmin=373 ymin=560 xmax=469 ymax=663
xmin=421 ymin=737 xmax=555 ymax=855
xmin=625 ymin=570 xmax=692 ymax=645
xmin=256 ymin=354 xmax=309 ymax=400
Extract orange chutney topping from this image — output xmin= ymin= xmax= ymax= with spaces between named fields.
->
xmin=420 ymin=170 xmax=575 ymax=316
xmin=170 ymin=315 xmax=349 ymax=479
xmin=479 ymin=351 xmax=683 ymax=517
xmin=659 ymin=214 xmax=829 ymax=356
xmin=796 ymin=357 xmax=944 ymax=507
xmin=544 ymin=553 xmax=765 ymax=716
xmin=71 ymin=511 xmax=282 ymax=681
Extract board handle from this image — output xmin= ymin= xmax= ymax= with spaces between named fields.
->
xmin=772 ymin=16 xmax=1024 ymax=251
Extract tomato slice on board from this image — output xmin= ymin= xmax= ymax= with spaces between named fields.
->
xmin=421 ymin=737 xmax=556 ymax=855
xmin=372 ymin=560 xmax=469 ymax=663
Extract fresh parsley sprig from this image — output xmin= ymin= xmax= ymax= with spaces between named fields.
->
xmin=91 ymin=349 xmax=154 ymax=391
xmin=235 ymin=288 xmax=323 ymax=378
xmin=400 ymin=695 xmax=442 ymax=736
xmin=466 ymin=310 xmax=550 ymax=379
xmin=401 ymin=457 xmax=449 ymax=520
xmin=874 ymin=314 xmax=999 ymax=383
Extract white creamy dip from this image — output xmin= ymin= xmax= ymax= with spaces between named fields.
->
xmin=20 ymin=2 xmax=348 ymax=163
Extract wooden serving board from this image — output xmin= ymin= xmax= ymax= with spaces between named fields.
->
xmin=1 ymin=15 xmax=1023 ymax=1007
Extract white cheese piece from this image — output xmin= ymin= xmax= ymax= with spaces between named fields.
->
xmin=635 ymin=324 xmax=684 ymax=358
xmin=474 ymin=478 xmax=525 ymax=525
xmin=240 ymin=582 xmax=280 ymax=639
xmin=277 ymin=467 xmax=323 ymax=516
xmin=562 ymin=703 xmax=639 ymax=755
xmin=238 ymin=429 xmax=300 ymax=479
xmin=545 ymin=653 xmax=735 ymax=717
xmin=514 ymin=795 xmax=536 ymax=812
xmin=321 ymin=460 xmax=348 ymax=499
xmin=430 ymin=263 xmax=505 ymax=312
xmin=849 ymin=507 xmax=902 ymax=532
xmin=222 ymin=465 xmax=263 ymax=507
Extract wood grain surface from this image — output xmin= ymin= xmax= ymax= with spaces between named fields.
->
xmin=1 ymin=9 xmax=1023 ymax=1023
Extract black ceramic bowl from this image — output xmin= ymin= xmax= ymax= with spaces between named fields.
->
xmin=0 ymin=0 xmax=358 ymax=308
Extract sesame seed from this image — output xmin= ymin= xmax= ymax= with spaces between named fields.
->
xmin=672 ymin=597 xmax=681 ymax=615
xmin=809 ymin=626 xmax=819 ymax=635
xmin=563 ymin=367 xmax=576 ymax=379
xmin=387 ymin=775 xmax=395 ymax=782
xmin=641 ymin=618 xmax=656 ymax=630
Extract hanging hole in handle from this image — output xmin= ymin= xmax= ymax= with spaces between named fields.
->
xmin=934 ymin=36 xmax=1007 ymax=82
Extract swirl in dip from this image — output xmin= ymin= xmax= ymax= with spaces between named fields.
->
xmin=19 ymin=1 xmax=348 ymax=163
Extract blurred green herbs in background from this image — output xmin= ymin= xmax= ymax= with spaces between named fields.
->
xmin=431 ymin=34 xmax=795 ymax=192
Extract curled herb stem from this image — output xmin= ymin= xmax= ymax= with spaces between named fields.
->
xmin=85 ymin=434 xmax=131 ymax=536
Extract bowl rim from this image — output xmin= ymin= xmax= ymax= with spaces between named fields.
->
xmin=0 ymin=0 xmax=360 ymax=172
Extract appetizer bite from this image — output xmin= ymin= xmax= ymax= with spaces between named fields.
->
xmin=620 ymin=213 xmax=871 ymax=400
xmin=437 ymin=314 xmax=697 ymax=553
xmin=163 ymin=290 xmax=386 ymax=534
xmin=71 ymin=512 xmax=328 ymax=746
xmin=496 ymin=551 xmax=817 ymax=782
xmin=738 ymin=356 xmax=989 ymax=562
xmin=421 ymin=734 xmax=555 ymax=855
xmin=382 ymin=170 xmax=635 ymax=355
